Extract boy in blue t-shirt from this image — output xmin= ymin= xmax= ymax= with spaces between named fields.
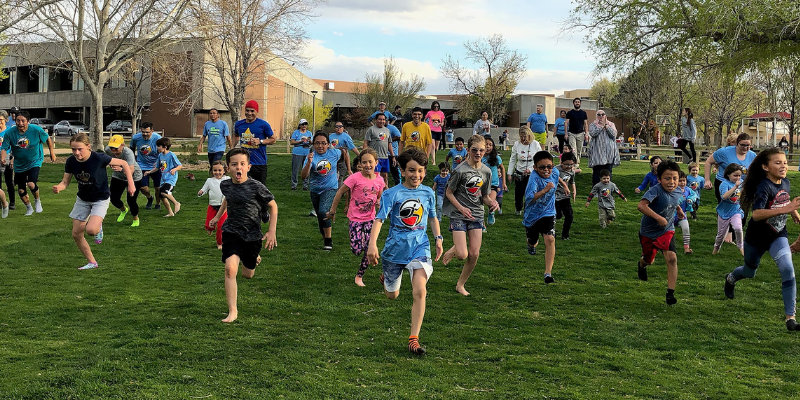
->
xmin=636 ymin=160 xmax=685 ymax=305
xmin=445 ymin=137 xmax=467 ymax=171
xmin=144 ymin=137 xmax=183 ymax=217
xmin=367 ymin=147 xmax=443 ymax=355
xmin=432 ymin=162 xmax=450 ymax=221
xmin=130 ymin=122 xmax=162 ymax=209
xmin=686 ymin=161 xmax=705 ymax=219
xmin=523 ymin=151 xmax=563 ymax=283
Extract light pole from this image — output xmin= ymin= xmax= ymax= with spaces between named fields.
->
xmin=336 ymin=103 xmax=340 ymax=122
xmin=311 ymin=90 xmax=318 ymax=132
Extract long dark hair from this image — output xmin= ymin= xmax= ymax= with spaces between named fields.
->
xmin=484 ymin=137 xmax=499 ymax=167
xmin=740 ymin=147 xmax=782 ymax=213
xmin=430 ymin=101 xmax=440 ymax=111
xmin=684 ymin=107 xmax=693 ymax=122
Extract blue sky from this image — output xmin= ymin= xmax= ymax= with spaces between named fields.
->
xmin=299 ymin=0 xmax=596 ymax=95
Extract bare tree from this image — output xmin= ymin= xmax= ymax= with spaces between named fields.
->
xmin=351 ymin=57 xmax=426 ymax=113
xmin=441 ymin=34 xmax=527 ymax=125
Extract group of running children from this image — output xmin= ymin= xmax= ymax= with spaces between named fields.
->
xmin=40 ymin=129 xmax=800 ymax=356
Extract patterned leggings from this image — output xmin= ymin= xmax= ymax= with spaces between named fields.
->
xmin=349 ymin=220 xmax=373 ymax=277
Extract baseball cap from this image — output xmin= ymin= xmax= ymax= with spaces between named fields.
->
xmin=379 ymin=101 xmax=386 ymax=106
xmin=108 ymin=134 xmax=125 ymax=148
xmin=299 ymin=118 xmax=308 ymax=125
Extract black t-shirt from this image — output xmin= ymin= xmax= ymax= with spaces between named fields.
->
xmin=745 ymin=178 xmax=791 ymax=249
xmin=220 ymin=179 xmax=275 ymax=242
xmin=565 ymin=109 xmax=588 ymax=133
xmin=65 ymin=151 xmax=112 ymax=202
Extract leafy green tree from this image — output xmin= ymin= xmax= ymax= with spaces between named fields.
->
xmin=294 ymin=100 xmax=333 ymax=132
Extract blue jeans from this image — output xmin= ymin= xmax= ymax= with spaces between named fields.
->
xmin=291 ymin=154 xmax=309 ymax=189
xmin=436 ymin=194 xmax=444 ymax=221
xmin=311 ymin=188 xmax=337 ymax=234
xmin=732 ymin=237 xmax=796 ymax=316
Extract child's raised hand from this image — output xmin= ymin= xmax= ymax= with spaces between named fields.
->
xmin=262 ymin=231 xmax=277 ymax=250
xmin=197 ymin=190 xmax=204 ymax=197
xmin=635 ymin=188 xmax=641 ymax=194
xmin=736 ymin=178 xmax=743 ymax=186
xmin=545 ymin=182 xmax=555 ymax=191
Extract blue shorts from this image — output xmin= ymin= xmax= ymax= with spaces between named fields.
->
xmin=449 ymin=218 xmax=484 ymax=232
xmin=382 ymin=257 xmax=433 ymax=292
xmin=208 ymin=151 xmax=224 ymax=165
xmin=375 ymin=158 xmax=390 ymax=173
xmin=141 ymin=170 xmax=161 ymax=188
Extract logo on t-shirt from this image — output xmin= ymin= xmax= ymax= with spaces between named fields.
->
xmin=17 ymin=137 xmax=29 ymax=149
xmin=399 ymin=199 xmax=424 ymax=227
xmin=76 ymin=171 xmax=91 ymax=183
xmin=730 ymin=188 xmax=742 ymax=203
xmin=160 ymin=160 xmax=167 ymax=172
xmin=241 ymin=128 xmax=257 ymax=149
xmin=315 ymin=159 xmax=332 ymax=175
xmin=209 ymin=127 xmax=220 ymax=137
xmin=454 ymin=155 xmax=463 ymax=164
xmin=411 ymin=131 xmax=420 ymax=141
xmin=331 ymin=139 xmax=339 ymax=147
xmin=140 ymin=145 xmax=152 ymax=156
xmin=465 ymin=175 xmax=484 ymax=195
xmin=690 ymin=181 xmax=699 ymax=190
xmin=601 ymin=188 xmax=610 ymax=197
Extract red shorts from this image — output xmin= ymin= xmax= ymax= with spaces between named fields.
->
xmin=639 ymin=231 xmax=676 ymax=264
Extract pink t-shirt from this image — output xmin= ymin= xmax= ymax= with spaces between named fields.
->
xmin=344 ymin=172 xmax=386 ymax=222
xmin=425 ymin=110 xmax=445 ymax=133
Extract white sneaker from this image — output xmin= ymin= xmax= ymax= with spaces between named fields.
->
xmin=78 ymin=262 xmax=98 ymax=270
xmin=1 ymin=207 xmax=7 ymax=218
xmin=34 ymin=199 xmax=43 ymax=213
xmin=24 ymin=205 xmax=34 ymax=216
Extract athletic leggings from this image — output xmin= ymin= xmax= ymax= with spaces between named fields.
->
xmin=349 ymin=220 xmax=373 ymax=277
xmin=731 ymin=237 xmax=797 ymax=316
xmin=311 ymin=188 xmax=337 ymax=235
xmin=514 ymin=174 xmax=530 ymax=213
xmin=715 ymin=214 xmax=743 ymax=250
xmin=109 ymin=178 xmax=142 ymax=217
xmin=678 ymin=139 xmax=696 ymax=162
xmin=676 ymin=219 xmax=690 ymax=247
xmin=0 ymin=165 xmax=14 ymax=203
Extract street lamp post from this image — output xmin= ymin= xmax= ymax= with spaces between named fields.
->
xmin=336 ymin=103 xmax=340 ymax=122
xmin=311 ymin=90 xmax=318 ymax=132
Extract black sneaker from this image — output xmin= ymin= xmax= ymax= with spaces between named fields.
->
xmin=561 ymin=236 xmax=570 ymax=240
xmin=724 ymin=273 xmax=736 ymax=299
xmin=787 ymin=319 xmax=800 ymax=331
xmin=8 ymin=203 xmax=14 ymax=210
xmin=154 ymin=204 xmax=161 ymax=210
xmin=527 ymin=245 xmax=536 ymax=255
xmin=666 ymin=292 xmax=677 ymax=305
xmin=637 ymin=261 xmax=648 ymax=281
xmin=323 ymin=238 xmax=333 ymax=250
xmin=145 ymin=197 xmax=153 ymax=210
xmin=544 ymin=275 xmax=555 ymax=284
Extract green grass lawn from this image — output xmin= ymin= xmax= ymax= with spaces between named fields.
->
xmin=2 ymin=151 xmax=800 ymax=399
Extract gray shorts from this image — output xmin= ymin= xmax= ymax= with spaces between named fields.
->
xmin=69 ymin=197 xmax=110 ymax=221
xmin=382 ymin=257 xmax=433 ymax=292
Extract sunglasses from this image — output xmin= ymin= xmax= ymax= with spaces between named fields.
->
xmin=470 ymin=148 xmax=485 ymax=153
xmin=313 ymin=142 xmax=328 ymax=145
xmin=738 ymin=143 xmax=751 ymax=147
xmin=537 ymin=165 xmax=554 ymax=170
xmin=335 ymin=125 xmax=344 ymax=128
xmin=597 ymin=113 xmax=606 ymax=116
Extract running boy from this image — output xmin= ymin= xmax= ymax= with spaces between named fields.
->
xmin=367 ymin=147 xmax=443 ymax=354
xmin=554 ymin=152 xmax=576 ymax=240
xmin=686 ymin=161 xmax=705 ymax=219
xmin=523 ymin=151 xmax=563 ymax=283
xmin=432 ymin=162 xmax=450 ymax=221
xmin=445 ymin=137 xmax=467 ymax=171
xmin=634 ymin=156 xmax=661 ymax=194
xmin=209 ymin=148 xmax=278 ymax=323
xmin=585 ymin=169 xmax=627 ymax=228
xmin=144 ymin=138 xmax=182 ymax=217
xmin=636 ymin=160 xmax=684 ymax=305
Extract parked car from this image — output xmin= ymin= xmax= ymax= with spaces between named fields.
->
xmin=53 ymin=120 xmax=89 ymax=136
xmin=30 ymin=118 xmax=56 ymax=134
xmin=106 ymin=120 xmax=133 ymax=132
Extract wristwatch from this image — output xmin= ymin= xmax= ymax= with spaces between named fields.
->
xmin=435 ymin=235 xmax=443 ymax=241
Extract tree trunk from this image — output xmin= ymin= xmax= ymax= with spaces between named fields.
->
xmin=90 ymin=90 xmax=105 ymax=150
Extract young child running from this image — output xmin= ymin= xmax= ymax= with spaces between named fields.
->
xmin=199 ymin=160 xmax=230 ymax=249
xmin=367 ymin=147 xmax=443 ymax=355
xmin=585 ymin=169 xmax=627 ymax=228
xmin=686 ymin=162 xmax=705 ymax=219
xmin=482 ymin=137 xmax=507 ymax=226
xmin=636 ymin=160 xmax=684 ymax=305
xmin=445 ymin=137 xmax=467 ymax=171
xmin=209 ymin=148 xmax=277 ymax=323
xmin=143 ymin=137 xmax=182 ymax=217
xmin=52 ymin=133 xmax=135 ymax=270
xmin=327 ymin=148 xmax=386 ymax=286
xmin=675 ymin=171 xmax=697 ymax=254
xmin=432 ymin=162 xmax=450 ymax=221
xmin=441 ymin=135 xmax=499 ymax=296
xmin=634 ymin=156 xmax=662 ymax=194
xmin=301 ymin=132 xmax=345 ymax=250
xmin=523 ymin=151 xmax=562 ymax=283
xmin=554 ymin=152 xmax=576 ymax=240
xmin=713 ymin=164 xmax=745 ymax=255
xmin=723 ymin=148 xmax=800 ymax=331
xmin=105 ymin=135 xmax=143 ymax=227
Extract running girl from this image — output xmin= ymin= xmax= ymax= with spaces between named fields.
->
xmin=713 ymin=164 xmax=745 ymax=255
xmin=199 ymin=160 xmax=230 ymax=249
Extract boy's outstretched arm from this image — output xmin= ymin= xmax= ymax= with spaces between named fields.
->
xmin=209 ymin=198 xmax=227 ymax=228
xmin=262 ymin=200 xmax=278 ymax=250
xmin=366 ymin=219 xmax=384 ymax=265
xmin=638 ymin=199 xmax=668 ymax=227
xmin=52 ymin=173 xmax=73 ymax=194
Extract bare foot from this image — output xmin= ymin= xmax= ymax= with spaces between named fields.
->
xmin=442 ymin=246 xmax=455 ymax=266
xmin=164 ymin=213 xmax=175 ymax=217
xmin=455 ymin=286 xmax=470 ymax=296
xmin=174 ymin=203 xmax=181 ymax=214
xmin=355 ymin=276 xmax=365 ymax=287
xmin=217 ymin=244 xmax=222 ymax=250
xmin=222 ymin=312 xmax=238 ymax=323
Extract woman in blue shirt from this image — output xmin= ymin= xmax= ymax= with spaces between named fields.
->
xmin=554 ymin=110 xmax=567 ymax=153
xmin=301 ymin=132 xmax=344 ymax=250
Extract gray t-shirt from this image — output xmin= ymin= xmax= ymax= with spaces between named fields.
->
xmin=104 ymin=146 xmax=143 ymax=182
xmin=365 ymin=126 xmax=390 ymax=159
xmin=442 ymin=162 xmax=492 ymax=221
xmin=220 ymin=179 xmax=275 ymax=242
xmin=555 ymin=165 xmax=574 ymax=201
xmin=639 ymin=184 xmax=682 ymax=239
xmin=590 ymin=181 xmax=624 ymax=210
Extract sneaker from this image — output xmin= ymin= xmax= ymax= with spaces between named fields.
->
xmin=94 ymin=229 xmax=104 ymax=244
xmin=8 ymin=203 xmax=14 ymax=210
xmin=34 ymin=199 xmax=42 ymax=213
xmin=637 ymin=261 xmax=648 ymax=281
xmin=24 ymin=205 xmax=34 ymax=216
xmin=562 ymin=236 xmax=570 ymax=240
xmin=666 ymin=292 xmax=677 ymax=305
xmin=117 ymin=207 xmax=129 ymax=222
xmin=303 ymin=186 xmax=309 ymax=191
xmin=515 ymin=210 xmax=522 ymax=216
xmin=131 ymin=219 xmax=140 ymax=228
xmin=323 ymin=238 xmax=332 ymax=250
xmin=145 ymin=197 xmax=154 ymax=210
xmin=78 ymin=262 xmax=98 ymax=270
xmin=408 ymin=338 xmax=426 ymax=355
xmin=308 ymin=209 xmax=317 ymax=217
xmin=527 ymin=245 xmax=536 ymax=255
xmin=482 ymin=226 xmax=487 ymax=233
xmin=154 ymin=204 xmax=161 ymax=210
xmin=487 ymin=213 xmax=496 ymax=225
xmin=1 ymin=206 xmax=7 ymax=218
xmin=497 ymin=208 xmax=503 ymax=215
xmin=544 ymin=275 xmax=555 ymax=284
xmin=291 ymin=186 xmax=297 ymax=191
xmin=724 ymin=273 xmax=736 ymax=299
xmin=787 ymin=319 xmax=800 ymax=331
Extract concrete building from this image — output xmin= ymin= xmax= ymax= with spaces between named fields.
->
xmin=0 ymin=40 xmax=321 ymax=138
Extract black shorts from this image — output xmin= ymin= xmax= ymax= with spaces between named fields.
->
xmin=14 ymin=166 xmax=40 ymax=191
xmin=250 ymin=164 xmax=267 ymax=184
xmin=159 ymin=183 xmax=174 ymax=197
xmin=141 ymin=170 xmax=161 ymax=188
xmin=222 ymin=232 xmax=262 ymax=270
xmin=431 ymin=131 xmax=443 ymax=141
xmin=526 ymin=216 xmax=556 ymax=240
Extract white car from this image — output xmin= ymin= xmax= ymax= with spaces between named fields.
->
xmin=53 ymin=120 xmax=89 ymax=136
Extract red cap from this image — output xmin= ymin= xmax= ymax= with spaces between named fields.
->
xmin=245 ymin=100 xmax=259 ymax=112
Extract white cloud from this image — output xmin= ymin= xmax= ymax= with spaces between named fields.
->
xmin=332 ymin=31 xmax=344 ymax=36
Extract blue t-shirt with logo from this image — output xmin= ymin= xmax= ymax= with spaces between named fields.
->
xmin=387 ymin=124 xmax=401 ymax=156
xmin=686 ymin=174 xmax=705 ymax=200
xmin=65 ymin=151 xmax=112 ymax=202
xmin=329 ymin=132 xmax=357 ymax=153
xmin=203 ymin=120 xmax=229 ymax=153
xmin=713 ymin=146 xmax=757 ymax=181
xmin=447 ymin=148 xmax=467 ymax=171
xmin=303 ymin=148 xmax=341 ymax=193
xmin=639 ymin=184 xmax=683 ymax=239
xmin=523 ymin=167 xmax=560 ymax=226
xmin=130 ymin=132 xmax=162 ymax=170
xmin=716 ymin=179 xmax=744 ymax=220
xmin=433 ymin=174 xmax=449 ymax=197
xmin=527 ymin=113 xmax=548 ymax=133
xmin=0 ymin=124 xmax=49 ymax=172
xmin=290 ymin=129 xmax=312 ymax=156
xmin=482 ymin=155 xmax=502 ymax=187
xmin=157 ymin=151 xmax=182 ymax=186
xmin=554 ymin=117 xmax=566 ymax=135
xmin=376 ymin=184 xmax=436 ymax=265
xmin=234 ymin=118 xmax=274 ymax=166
